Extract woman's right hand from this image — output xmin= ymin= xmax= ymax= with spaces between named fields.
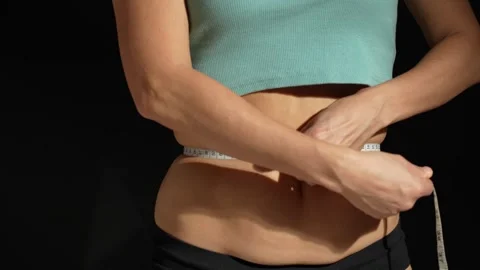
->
xmin=329 ymin=150 xmax=434 ymax=219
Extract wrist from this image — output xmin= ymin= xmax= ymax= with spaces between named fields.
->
xmin=355 ymin=85 xmax=397 ymax=128
xmin=304 ymin=140 xmax=355 ymax=193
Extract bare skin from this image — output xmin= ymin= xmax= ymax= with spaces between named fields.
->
xmin=112 ymin=0 xmax=479 ymax=269
xmin=155 ymin=84 xmax=400 ymax=266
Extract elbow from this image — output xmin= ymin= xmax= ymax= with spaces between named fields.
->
xmin=132 ymin=73 xmax=171 ymax=123
xmin=455 ymin=31 xmax=480 ymax=85
xmin=136 ymin=102 xmax=156 ymax=121
xmin=133 ymin=83 xmax=161 ymax=120
xmin=475 ymin=35 xmax=480 ymax=84
xmin=135 ymin=90 xmax=161 ymax=121
xmin=132 ymin=71 xmax=187 ymax=132
xmin=464 ymin=30 xmax=480 ymax=84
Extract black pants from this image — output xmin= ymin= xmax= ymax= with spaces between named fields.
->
xmin=152 ymin=224 xmax=410 ymax=270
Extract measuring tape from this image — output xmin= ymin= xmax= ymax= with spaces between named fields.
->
xmin=183 ymin=143 xmax=381 ymax=159
xmin=183 ymin=143 xmax=448 ymax=269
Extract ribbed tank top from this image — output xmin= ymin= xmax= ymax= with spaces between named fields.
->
xmin=186 ymin=0 xmax=398 ymax=96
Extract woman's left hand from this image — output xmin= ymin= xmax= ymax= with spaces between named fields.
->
xmin=300 ymin=89 xmax=387 ymax=151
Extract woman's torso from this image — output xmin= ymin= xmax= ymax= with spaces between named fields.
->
xmin=155 ymin=84 xmax=397 ymax=265
xmin=186 ymin=0 xmax=398 ymax=95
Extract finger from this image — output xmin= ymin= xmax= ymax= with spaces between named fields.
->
xmin=252 ymin=164 xmax=274 ymax=172
xmin=351 ymin=141 xmax=366 ymax=151
xmin=351 ymin=133 xmax=377 ymax=151
xmin=408 ymin=162 xmax=433 ymax=178
xmin=298 ymin=114 xmax=318 ymax=133
xmin=371 ymin=212 xmax=389 ymax=220
xmin=419 ymin=179 xmax=434 ymax=197
xmin=360 ymin=208 xmax=381 ymax=219
xmin=421 ymin=166 xmax=433 ymax=178
xmin=358 ymin=204 xmax=386 ymax=220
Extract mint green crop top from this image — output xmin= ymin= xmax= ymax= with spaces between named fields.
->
xmin=186 ymin=0 xmax=398 ymax=96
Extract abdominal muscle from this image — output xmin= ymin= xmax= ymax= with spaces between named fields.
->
xmin=154 ymin=84 xmax=398 ymax=265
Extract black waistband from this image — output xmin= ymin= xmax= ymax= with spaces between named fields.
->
xmin=152 ymin=224 xmax=410 ymax=270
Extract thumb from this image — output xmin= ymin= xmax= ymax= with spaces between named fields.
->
xmin=420 ymin=166 xmax=433 ymax=178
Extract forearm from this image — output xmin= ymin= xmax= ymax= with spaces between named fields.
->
xmin=365 ymin=32 xmax=480 ymax=126
xmin=139 ymin=68 xmax=345 ymax=192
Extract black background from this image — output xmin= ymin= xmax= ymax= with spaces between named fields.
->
xmin=6 ymin=1 xmax=480 ymax=270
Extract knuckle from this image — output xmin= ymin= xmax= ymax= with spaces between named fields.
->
xmin=308 ymin=127 xmax=323 ymax=138
xmin=415 ymin=182 xmax=433 ymax=196
xmin=406 ymin=182 xmax=426 ymax=197
xmin=413 ymin=183 xmax=425 ymax=196
xmin=400 ymin=200 xmax=415 ymax=211
xmin=407 ymin=200 xmax=416 ymax=209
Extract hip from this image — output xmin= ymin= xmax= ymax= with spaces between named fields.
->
xmin=154 ymin=155 xmax=399 ymax=265
xmin=152 ymin=220 xmax=410 ymax=270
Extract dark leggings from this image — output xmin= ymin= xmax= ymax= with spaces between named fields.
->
xmin=152 ymin=224 xmax=410 ymax=270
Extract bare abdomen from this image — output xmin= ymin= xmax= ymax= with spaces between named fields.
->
xmin=154 ymin=84 xmax=397 ymax=265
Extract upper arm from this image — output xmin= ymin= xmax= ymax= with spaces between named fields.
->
xmin=112 ymin=0 xmax=191 ymax=81
xmin=404 ymin=0 xmax=480 ymax=46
